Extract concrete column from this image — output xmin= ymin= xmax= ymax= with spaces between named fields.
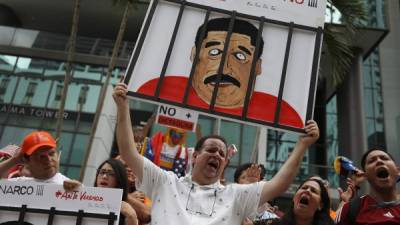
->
xmin=337 ymin=50 xmax=367 ymax=167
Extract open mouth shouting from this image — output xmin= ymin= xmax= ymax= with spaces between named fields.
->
xmin=206 ymin=158 xmax=220 ymax=173
xmin=298 ymin=195 xmax=310 ymax=208
xmin=204 ymin=74 xmax=241 ymax=88
xmin=376 ymin=167 xmax=390 ymax=179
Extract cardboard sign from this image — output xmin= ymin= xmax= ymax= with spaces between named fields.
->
xmin=125 ymin=0 xmax=326 ymax=133
xmin=156 ymin=104 xmax=199 ymax=131
xmin=0 ymin=180 xmax=122 ymax=225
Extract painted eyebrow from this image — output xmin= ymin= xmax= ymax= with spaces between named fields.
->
xmin=238 ymin=46 xmax=252 ymax=56
xmin=205 ymin=41 xmax=221 ymax=48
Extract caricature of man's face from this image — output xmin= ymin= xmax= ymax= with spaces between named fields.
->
xmin=191 ymin=31 xmax=262 ymax=108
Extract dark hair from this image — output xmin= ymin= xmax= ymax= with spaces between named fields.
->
xmin=195 ymin=17 xmax=264 ymax=59
xmin=361 ymin=148 xmax=395 ymax=170
xmin=279 ymin=178 xmax=334 ymax=225
xmin=234 ymin=163 xmax=266 ymax=183
xmin=94 ymin=158 xmax=128 ymax=201
xmin=194 ymin=134 xmax=227 ymax=152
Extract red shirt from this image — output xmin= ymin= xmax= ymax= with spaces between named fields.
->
xmin=336 ymin=195 xmax=400 ymax=225
xmin=137 ymin=76 xmax=303 ymax=128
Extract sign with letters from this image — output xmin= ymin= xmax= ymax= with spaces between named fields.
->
xmin=125 ymin=0 xmax=326 ymax=133
xmin=0 ymin=180 xmax=122 ymax=225
xmin=156 ymin=103 xmax=199 ymax=131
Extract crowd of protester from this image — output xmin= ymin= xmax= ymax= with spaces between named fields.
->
xmin=0 ymin=82 xmax=398 ymax=225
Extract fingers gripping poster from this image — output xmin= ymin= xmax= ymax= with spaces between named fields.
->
xmin=0 ymin=180 xmax=122 ymax=225
xmin=125 ymin=0 xmax=326 ymax=133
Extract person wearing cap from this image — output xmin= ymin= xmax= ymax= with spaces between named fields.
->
xmin=0 ymin=131 xmax=80 ymax=189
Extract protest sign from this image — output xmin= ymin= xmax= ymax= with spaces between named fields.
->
xmin=125 ymin=0 xmax=326 ymax=133
xmin=156 ymin=104 xmax=199 ymax=131
xmin=0 ymin=180 xmax=122 ymax=225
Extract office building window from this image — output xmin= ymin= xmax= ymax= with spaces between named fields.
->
xmin=363 ymin=50 xmax=386 ymax=149
xmin=21 ymin=82 xmax=37 ymax=106
xmin=0 ymin=78 xmax=10 ymax=103
xmin=78 ymin=85 xmax=89 ymax=105
xmin=51 ymin=84 xmax=63 ymax=108
xmin=326 ymin=95 xmax=339 ymax=187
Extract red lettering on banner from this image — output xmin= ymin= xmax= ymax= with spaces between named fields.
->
xmin=158 ymin=115 xmax=194 ymax=130
xmin=80 ymin=191 xmax=104 ymax=202
xmin=55 ymin=190 xmax=103 ymax=202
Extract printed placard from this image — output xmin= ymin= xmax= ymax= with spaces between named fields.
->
xmin=156 ymin=104 xmax=199 ymax=131
xmin=125 ymin=0 xmax=326 ymax=133
xmin=0 ymin=180 xmax=122 ymax=225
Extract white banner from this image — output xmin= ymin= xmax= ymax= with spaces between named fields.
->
xmin=0 ymin=180 xmax=122 ymax=225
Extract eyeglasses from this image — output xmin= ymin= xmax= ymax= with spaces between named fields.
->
xmin=185 ymin=184 xmax=217 ymax=217
xmin=97 ymin=169 xmax=115 ymax=177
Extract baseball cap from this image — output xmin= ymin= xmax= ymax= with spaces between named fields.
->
xmin=21 ymin=131 xmax=57 ymax=156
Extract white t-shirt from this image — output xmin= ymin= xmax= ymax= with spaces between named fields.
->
xmin=8 ymin=172 xmax=70 ymax=185
xmin=137 ymin=157 xmax=264 ymax=225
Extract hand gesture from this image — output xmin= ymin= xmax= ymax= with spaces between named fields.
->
xmin=242 ymin=218 xmax=254 ymax=225
xmin=9 ymin=149 xmax=24 ymax=165
xmin=63 ymin=179 xmax=81 ymax=191
xmin=121 ymin=201 xmax=138 ymax=225
xmin=299 ymin=120 xmax=319 ymax=146
xmin=246 ymin=164 xmax=261 ymax=183
xmin=113 ymin=82 xmax=128 ymax=108
xmin=130 ymin=191 xmax=145 ymax=203
xmin=350 ymin=168 xmax=366 ymax=187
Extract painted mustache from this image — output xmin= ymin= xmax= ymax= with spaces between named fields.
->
xmin=204 ymin=74 xmax=241 ymax=87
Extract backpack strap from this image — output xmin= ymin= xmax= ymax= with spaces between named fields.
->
xmin=347 ymin=196 xmax=362 ymax=224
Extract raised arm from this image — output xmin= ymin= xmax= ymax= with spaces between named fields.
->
xmin=142 ymin=113 xmax=155 ymax=138
xmin=259 ymin=120 xmax=319 ymax=205
xmin=113 ymin=82 xmax=144 ymax=181
xmin=0 ymin=151 xmax=23 ymax=178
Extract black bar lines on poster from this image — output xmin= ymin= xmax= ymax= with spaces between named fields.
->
xmin=0 ymin=205 xmax=118 ymax=220
xmin=47 ymin=207 xmax=56 ymax=225
xmin=242 ymin=16 xmax=265 ymax=118
xmin=75 ymin=210 xmax=84 ymax=225
xmin=209 ymin=11 xmax=237 ymax=111
xmin=36 ymin=185 xmax=44 ymax=196
xmin=124 ymin=0 xmax=323 ymax=133
xmin=123 ymin=0 xmax=159 ymax=85
xmin=183 ymin=9 xmax=211 ymax=105
xmin=274 ymin=22 xmax=294 ymax=126
xmin=306 ymin=27 xmax=323 ymax=121
xmin=108 ymin=212 xmax=116 ymax=225
xmin=308 ymin=0 xmax=318 ymax=8
xmin=18 ymin=204 xmax=27 ymax=224
xmin=155 ymin=1 xmax=186 ymax=99
xmin=128 ymin=91 xmax=305 ymax=133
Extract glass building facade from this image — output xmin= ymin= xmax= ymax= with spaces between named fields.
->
xmin=0 ymin=51 xmax=125 ymax=179
xmin=362 ymin=0 xmax=386 ymax=149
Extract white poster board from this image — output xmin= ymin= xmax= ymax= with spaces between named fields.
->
xmin=125 ymin=0 xmax=326 ymax=133
xmin=0 ymin=180 xmax=122 ymax=225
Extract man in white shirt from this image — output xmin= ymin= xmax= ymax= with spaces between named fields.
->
xmin=0 ymin=131 xmax=79 ymax=189
xmin=113 ymin=82 xmax=320 ymax=225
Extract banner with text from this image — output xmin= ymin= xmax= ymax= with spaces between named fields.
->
xmin=0 ymin=180 xmax=122 ymax=225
